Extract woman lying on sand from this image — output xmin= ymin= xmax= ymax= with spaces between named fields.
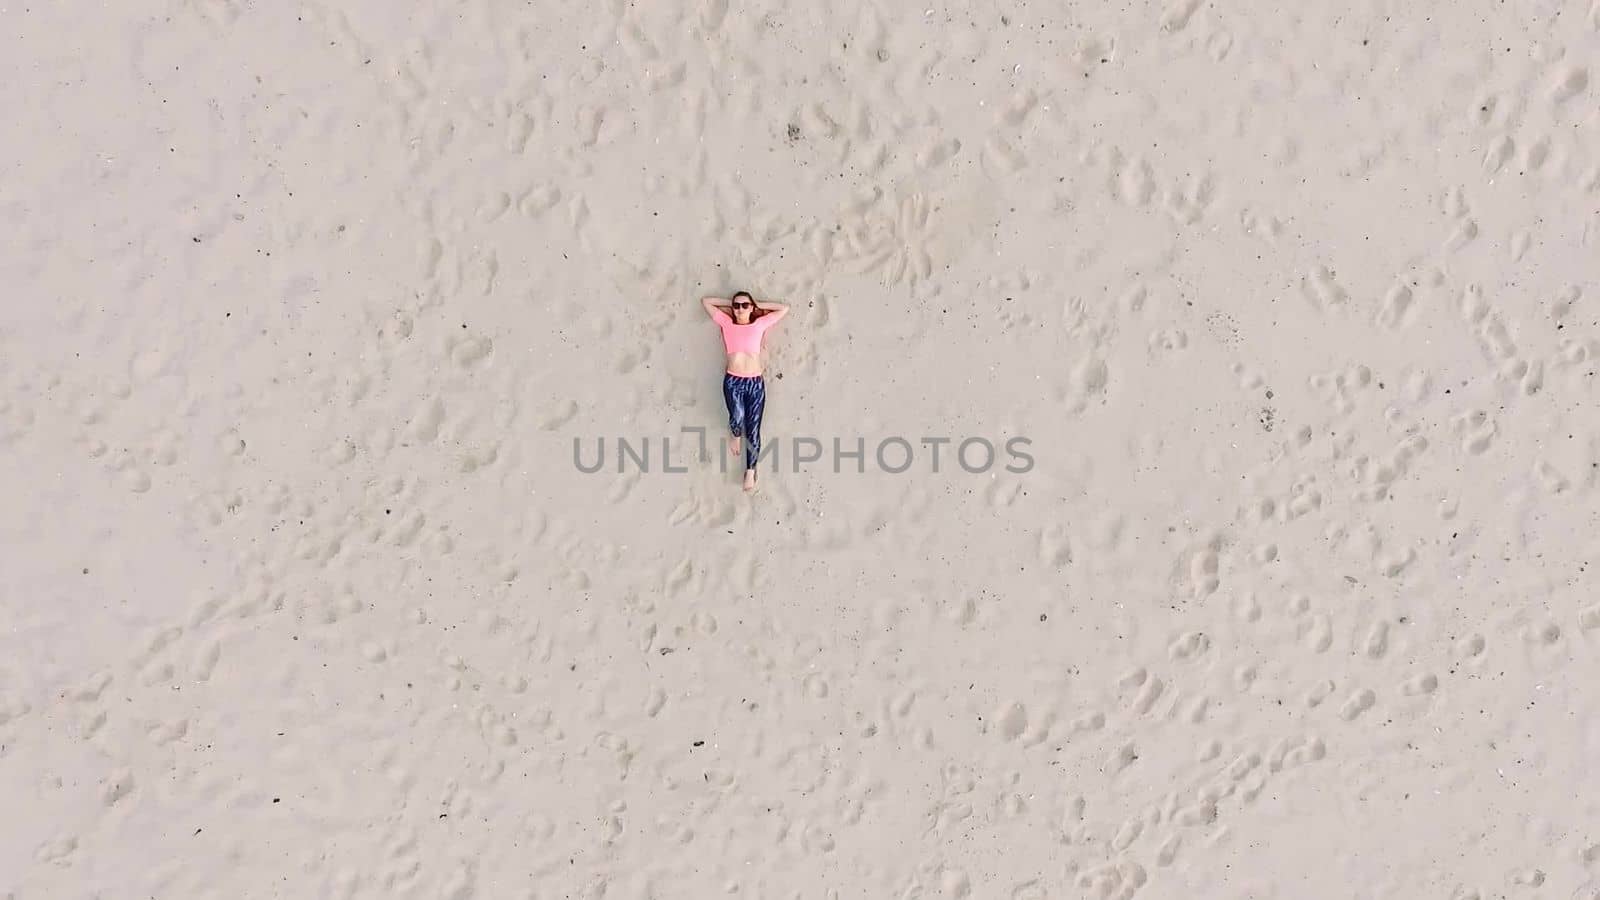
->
xmin=701 ymin=291 xmax=789 ymax=492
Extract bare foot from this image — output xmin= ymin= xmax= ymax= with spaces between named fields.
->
xmin=742 ymin=469 xmax=757 ymax=492
xmin=728 ymin=435 xmax=741 ymax=459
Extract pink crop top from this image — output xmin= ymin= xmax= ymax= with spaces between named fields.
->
xmin=713 ymin=307 xmax=786 ymax=356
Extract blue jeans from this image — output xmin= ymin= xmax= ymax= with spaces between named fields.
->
xmin=722 ymin=374 xmax=765 ymax=470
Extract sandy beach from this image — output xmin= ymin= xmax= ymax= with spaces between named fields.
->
xmin=3 ymin=0 xmax=1600 ymax=897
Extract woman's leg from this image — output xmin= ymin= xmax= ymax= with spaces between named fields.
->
xmin=743 ymin=377 xmax=766 ymax=471
xmin=723 ymin=374 xmax=745 ymax=444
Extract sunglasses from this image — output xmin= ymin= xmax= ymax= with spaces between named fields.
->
xmin=732 ymin=301 xmax=753 ymax=309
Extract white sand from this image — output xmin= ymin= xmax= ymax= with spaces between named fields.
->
xmin=4 ymin=0 xmax=1600 ymax=897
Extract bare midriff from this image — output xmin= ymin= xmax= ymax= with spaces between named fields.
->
xmin=726 ymin=351 xmax=762 ymax=377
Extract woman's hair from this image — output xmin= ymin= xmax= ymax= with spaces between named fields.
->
xmin=731 ymin=290 xmax=764 ymax=320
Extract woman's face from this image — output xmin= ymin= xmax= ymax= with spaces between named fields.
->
xmin=732 ymin=297 xmax=753 ymax=323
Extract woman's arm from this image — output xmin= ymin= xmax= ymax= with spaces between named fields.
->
xmin=755 ymin=299 xmax=789 ymax=324
xmin=702 ymin=296 xmax=731 ymax=323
